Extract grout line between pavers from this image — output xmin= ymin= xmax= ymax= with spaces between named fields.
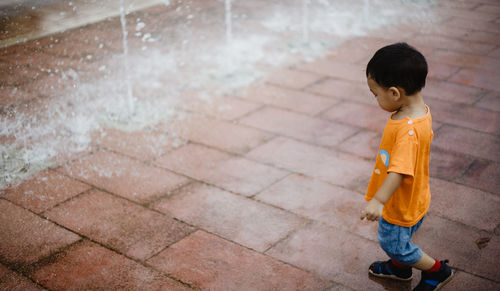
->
xmin=29 ymin=215 xmax=199 ymax=290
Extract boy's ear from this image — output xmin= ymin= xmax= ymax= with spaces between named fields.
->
xmin=388 ymin=86 xmax=402 ymax=101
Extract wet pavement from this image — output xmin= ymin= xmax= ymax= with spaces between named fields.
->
xmin=1 ymin=0 xmax=500 ymax=290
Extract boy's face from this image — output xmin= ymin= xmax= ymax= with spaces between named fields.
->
xmin=367 ymin=77 xmax=401 ymax=112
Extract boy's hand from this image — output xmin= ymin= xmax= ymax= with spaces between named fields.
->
xmin=360 ymin=199 xmax=384 ymax=221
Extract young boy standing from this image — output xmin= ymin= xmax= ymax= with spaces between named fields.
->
xmin=360 ymin=43 xmax=454 ymax=291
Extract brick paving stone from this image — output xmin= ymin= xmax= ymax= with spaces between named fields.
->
xmin=428 ymin=49 xmax=500 ymax=72
xmin=178 ymin=95 xmax=262 ymax=121
xmin=0 ymin=61 xmax=44 ymax=86
xmin=444 ymin=17 xmax=500 ymax=35
xmin=0 ymin=199 xmax=80 ymax=267
xmin=428 ymin=98 xmax=500 ymax=135
xmin=0 ymin=264 xmax=44 ymax=291
xmin=93 ymin=127 xmax=178 ymax=162
xmin=1 ymin=169 xmax=91 ymax=214
xmin=320 ymin=101 xmax=387 ymax=133
xmin=449 ymin=67 xmax=500 ymax=92
xmin=31 ymin=240 xmax=191 ymax=291
xmin=58 ymin=150 xmax=189 ymax=204
xmin=247 ymin=137 xmax=373 ymax=189
xmin=475 ymin=3 xmax=500 ymax=15
xmin=432 ymin=124 xmax=500 ymax=162
xmin=424 ymin=79 xmax=484 ymax=104
xmin=266 ymin=221 xmax=390 ymax=290
xmin=297 ymin=59 xmax=365 ymax=83
xmin=44 ymin=189 xmax=194 ymax=261
xmin=327 ymin=37 xmax=389 ymax=65
xmin=446 ymin=271 xmax=500 ymax=290
xmin=0 ymin=85 xmax=37 ymax=108
xmin=305 ymin=78 xmax=375 ymax=105
xmin=152 ymin=183 xmax=306 ymax=252
xmin=239 ymin=84 xmax=340 ymax=116
xmin=169 ymin=114 xmax=274 ymax=154
xmin=265 ymin=68 xmax=324 ymax=90
xmin=458 ymin=159 xmax=500 ymax=195
xmin=435 ymin=6 xmax=498 ymax=22
xmin=240 ymin=106 xmax=359 ymax=147
xmin=429 ymin=146 xmax=475 ymax=181
xmin=412 ymin=34 xmax=495 ymax=55
xmin=148 ymin=230 xmax=331 ymax=290
xmin=155 ymin=143 xmax=289 ymax=196
xmin=337 ymin=129 xmax=380 ymax=159
xmin=475 ymin=90 xmax=500 ymax=112
xmin=255 ymin=174 xmax=378 ymax=241
xmin=414 ymin=214 xmax=500 ymax=282
xmin=429 ymin=178 xmax=500 ymax=231
xmin=426 ymin=60 xmax=460 ymax=81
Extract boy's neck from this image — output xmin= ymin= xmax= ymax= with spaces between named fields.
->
xmin=392 ymin=92 xmax=426 ymax=120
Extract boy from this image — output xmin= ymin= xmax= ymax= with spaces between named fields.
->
xmin=360 ymin=43 xmax=454 ymax=291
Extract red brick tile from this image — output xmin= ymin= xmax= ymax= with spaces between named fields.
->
xmin=0 ymin=264 xmax=44 ymax=291
xmin=246 ymin=137 xmax=373 ymax=189
xmin=265 ymin=68 xmax=323 ymax=90
xmin=0 ymin=60 xmax=43 ymax=86
xmin=239 ymin=84 xmax=340 ymax=116
xmin=58 ymin=150 xmax=189 ymax=203
xmin=320 ymin=101 xmax=387 ymax=133
xmin=2 ymin=169 xmax=91 ymax=213
xmin=429 ymin=178 xmax=500 ymax=231
xmin=488 ymin=46 xmax=500 ymax=58
xmin=429 ymin=50 xmax=500 ymax=72
xmin=427 ymin=60 xmax=460 ymax=81
xmin=327 ymin=37 xmax=389 ymax=65
xmin=152 ymin=183 xmax=305 ymax=252
xmin=435 ymin=7 xmax=498 ymax=22
xmin=266 ymin=222 xmax=389 ymax=290
xmin=0 ymin=85 xmax=37 ymax=108
xmin=444 ymin=17 xmax=500 ymax=35
xmin=415 ymin=215 xmax=500 ymax=281
xmin=169 ymin=114 xmax=274 ymax=154
xmin=433 ymin=124 xmax=500 ymax=162
xmin=475 ymin=4 xmax=500 ymax=15
xmin=0 ymin=199 xmax=80 ymax=267
xmin=155 ymin=144 xmax=288 ymax=196
xmin=31 ymin=240 xmax=191 ymax=291
xmin=256 ymin=174 xmax=377 ymax=241
xmin=148 ymin=230 xmax=330 ymax=290
xmin=424 ymin=79 xmax=484 ymax=104
xmin=44 ymin=189 xmax=193 ymax=260
xmin=449 ymin=67 xmax=500 ymax=92
xmin=475 ymin=91 xmax=500 ymax=112
xmin=458 ymin=159 xmax=500 ymax=195
xmin=446 ymin=271 xmax=500 ymax=290
xmin=428 ymin=98 xmax=500 ymax=135
xmin=178 ymin=95 xmax=262 ymax=120
xmin=305 ymin=78 xmax=375 ymax=105
xmin=240 ymin=106 xmax=359 ymax=147
xmin=337 ymin=130 xmax=380 ymax=159
xmin=94 ymin=127 xmax=178 ymax=161
xmin=429 ymin=146 xmax=475 ymax=181
xmin=297 ymin=59 xmax=365 ymax=83
xmin=411 ymin=34 xmax=495 ymax=55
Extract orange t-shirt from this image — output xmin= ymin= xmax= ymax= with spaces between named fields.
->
xmin=365 ymin=106 xmax=433 ymax=227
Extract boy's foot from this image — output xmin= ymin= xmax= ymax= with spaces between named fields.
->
xmin=369 ymin=259 xmax=413 ymax=281
xmin=413 ymin=260 xmax=454 ymax=291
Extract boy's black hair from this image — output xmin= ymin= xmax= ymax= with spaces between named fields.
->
xmin=366 ymin=42 xmax=427 ymax=96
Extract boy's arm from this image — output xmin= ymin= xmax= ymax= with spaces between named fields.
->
xmin=360 ymin=172 xmax=403 ymax=221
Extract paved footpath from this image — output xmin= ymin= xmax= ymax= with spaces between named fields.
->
xmin=1 ymin=0 xmax=499 ymax=290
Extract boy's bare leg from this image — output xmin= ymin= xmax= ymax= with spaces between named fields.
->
xmin=410 ymin=252 xmax=435 ymax=270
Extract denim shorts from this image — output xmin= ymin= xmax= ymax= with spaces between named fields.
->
xmin=377 ymin=217 xmax=424 ymax=265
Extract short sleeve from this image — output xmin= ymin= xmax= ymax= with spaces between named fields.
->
xmin=388 ymin=128 xmax=418 ymax=176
